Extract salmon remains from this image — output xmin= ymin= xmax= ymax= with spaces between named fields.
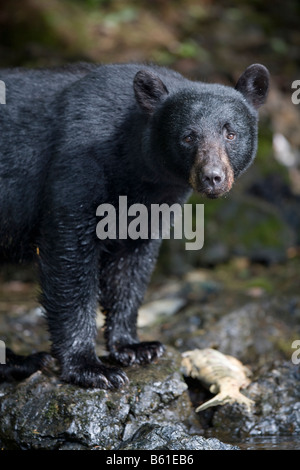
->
xmin=181 ymin=348 xmax=254 ymax=412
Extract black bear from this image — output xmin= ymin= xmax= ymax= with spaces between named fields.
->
xmin=0 ymin=63 xmax=269 ymax=389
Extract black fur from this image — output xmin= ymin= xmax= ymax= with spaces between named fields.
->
xmin=0 ymin=349 xmax=51 ymax=381
xmin=0 ymin=63 xmax=269 ymax=388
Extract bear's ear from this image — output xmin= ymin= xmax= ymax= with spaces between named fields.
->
xmin=134 ymin=70 xmax=169 ymax=115
xmin=235 ymin=64 xmax=270 ymax=109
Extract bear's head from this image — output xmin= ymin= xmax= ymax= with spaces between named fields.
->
xmin=134 ymin=64 xmax=269 ymax=199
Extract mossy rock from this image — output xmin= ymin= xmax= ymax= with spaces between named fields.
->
xmin=0 ymin=347 xmax=194 ymax=450
xmin=157 ymin=190 xmax=294 ymax=274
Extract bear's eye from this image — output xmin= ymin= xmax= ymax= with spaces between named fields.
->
xmin=224 ymin=130 xmax=236 ymax=141
xmin=182 ymin=134 xmax=195 ymax=144
xmin=226 ymin=132 xmax=236 ymax=140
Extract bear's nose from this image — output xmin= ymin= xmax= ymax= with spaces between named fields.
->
xmin=202 ymin=167 xmax=225 ymax=188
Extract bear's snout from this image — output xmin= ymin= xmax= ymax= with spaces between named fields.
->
xmin=189 ymin=152 xmax=234 ymax=198
xmin=201 ymin=165 xmax=225 ymax=191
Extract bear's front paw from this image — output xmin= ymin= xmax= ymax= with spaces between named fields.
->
xmin=61 ymin=358 xmax=129 ymax=390
xmin=0 ymin=349 xmax=53 ymax=381
xmin=111 ymin=341 xmax=165 ymax=366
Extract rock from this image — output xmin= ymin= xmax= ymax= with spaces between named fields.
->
xmin=1 ymin=267 xmax=300 ymax=449
xmin=175 ymin=298 xmax=300 ymax=367
xmin=248 ymin=174 xmax=300 ymax=245
xmin=0 ymin=344 xmax=238 ymax=450
xmin=118 ymin=423 xmax=238 ymax=450
xmin=212 ymin=361 xmax=300 ymax=438
xmin=138 ymin=297 xmax=186 ymax=328
xmin=202 ymin=194 xmax=295 ymax=266
xmin=157 ymin=190 xmax=295 ymax=273
xmin=0 ymin=347 xmax=197 ymax=450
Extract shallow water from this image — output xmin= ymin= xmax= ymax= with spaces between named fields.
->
xmin=231 ymin=435 xmax=300 ymax=451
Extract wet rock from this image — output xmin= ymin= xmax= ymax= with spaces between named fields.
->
xmin=157 ymin=191 xmax=295 ymax=273
xmin=174 ymin=298 xmax=300 ymax=367
xmin=248 ymin=174 xmax=300 ymax=245
xmin=202 ymin=194 xmax=295 ymax=266
xmin=0 ymin=347 xmax=197 ymax=450
xmin=118 ymin=423 xmax=238 ymax=450
xmin=1 ymin=266 xmax=300 ymax=449
xmin=138 ymin=297 xmax=186 ymax=328
xmin=211 ymin=361 xmax=300 ymax=438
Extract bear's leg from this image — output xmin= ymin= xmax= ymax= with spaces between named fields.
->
xmin=0 ymin=348 xmax=52 ymax=382
xmin=38 ymin=221 xmax=128 ymax=389
xmin=100 ymin=241 xmax=165 ymax=366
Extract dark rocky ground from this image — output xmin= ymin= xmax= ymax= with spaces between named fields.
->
xmin=0 ymin=248 xmax=299 ymax=449
xmin=0 ymin=338 xmax=237 ymax=450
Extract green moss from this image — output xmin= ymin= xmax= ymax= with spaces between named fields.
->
xmin=256 ymin=124 xmax=289 ymax=182
xmin=271 ymin=336 xmax=300 ymax=359
xmin=106 ymin=400 xmax=117 ymax=411
xmin=245 ymin=276 xmax=274 ymax=293
xmin=44 ymin=399 xmax=61 ymax=421
xmin=239 ymin=213 xmax=286 ymax=249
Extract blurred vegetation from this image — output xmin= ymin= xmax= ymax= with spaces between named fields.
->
xmin=0 ymin=0 xmax=299 ymax=81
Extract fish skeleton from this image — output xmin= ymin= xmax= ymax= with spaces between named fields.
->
xmin=181 ymin=348 xmax=254 ymax=412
